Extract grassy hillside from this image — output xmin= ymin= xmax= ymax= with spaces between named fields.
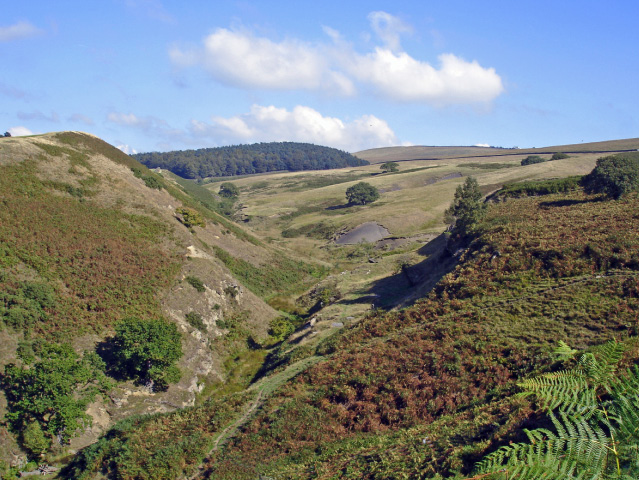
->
xmin=0 ymin=132 xmax=328 ymax=473
xmin=354 ymin=137 xmax=639 ymax=164
xmin=66 ymin=183 xmax=639 ymax=479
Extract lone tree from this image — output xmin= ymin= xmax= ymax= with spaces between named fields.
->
xmin=380 ymin=161 xmax=399 ymax=173
xmin=445 ymin=176 xmax=486 ymax=242
xmin=3 ymin=131 xmax=11 ymax=137
xmin=346 ymin=182 xmax=380 ymax=205
xmin=110 ymin=317 xmax=183 ymax=390
xmin=1 ymin=341 xmax=112 ymax=453
xmin=219 ymin=182 xmax=240 ymax=199
xmin=581 ymin=152 xmax=639 ymax=199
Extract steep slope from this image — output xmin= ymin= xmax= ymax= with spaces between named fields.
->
xmin=0 ymin=132 xmax=324 ymax=468
xmin=65 ymin=184 xmax=639 ymax=479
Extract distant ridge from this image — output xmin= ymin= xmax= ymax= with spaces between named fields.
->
xmin=133 ymin=142 xmax=369 ymax=179
xmin=354 ymin=137 xmax=639 ymax=163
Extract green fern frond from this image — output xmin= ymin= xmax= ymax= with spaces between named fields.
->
xmin=476 ymin=340 xmax=635 ymax=480
xmin=554 ymin=341 xmax=578 ymax=360
xmin=518 ymin=370 xmax=597 ymax=414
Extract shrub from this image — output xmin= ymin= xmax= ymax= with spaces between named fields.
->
xmin=110 ymin=317 xmax=183 ymax=390
xmin=268 ymin=316 xmax=296 ymax=342
xmin=550 ymin=152 xmax=569 ymax=160
xmin=185 ymin=275 xmax=206 ymax=292
xmin=581 ymin=152 xmax=639 ymax=199
xmin=346 ymin=182 xmax=380 ymax=205
xmin=491 ymin=176 xmax=583 ymax=200
xmin=521 ymin=155 xmax=546 ymax=166
xmin=175 ymin=207 xmax=205 ymax=230
xmin=185 ymin=311 xmax=206 ymax=332
xmin=219 ymin=182 xmax=240 ymax=198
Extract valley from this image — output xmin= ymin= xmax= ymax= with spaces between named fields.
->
xmin=1 ymin=132 xmax=639 ymax=479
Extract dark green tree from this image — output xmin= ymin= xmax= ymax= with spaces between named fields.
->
xmin=110 ymin=317 xmax=183 ymax=390
xmin=1 ymin=341 xmax=112 ymax=453
xmin=444 ymin=176 xmax=486 ymax=241
xmin=380 ymin=161 xmax=399 ymax=173
xmin=581 ymin=152 xmax=639 ymax=199
xmin=345 ymin=182 xmax=380 ymax=205
xmin=219 ymin=182 xmax=240 ymax=198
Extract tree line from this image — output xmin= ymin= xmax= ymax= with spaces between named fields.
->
xmin=133 ymin=142 xmax=369 ymax=179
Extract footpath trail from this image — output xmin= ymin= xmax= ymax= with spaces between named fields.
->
xmin=186 ymin=355 xmax=322 ymax=480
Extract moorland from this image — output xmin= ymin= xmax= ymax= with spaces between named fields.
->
xmin=1 ymin=132 xmax=639 ymax=479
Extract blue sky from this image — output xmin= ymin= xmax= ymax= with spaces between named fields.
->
xmin=2 ymin=1 xmax=638 ymax=153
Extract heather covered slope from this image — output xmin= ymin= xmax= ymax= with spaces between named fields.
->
xmin=67 ymin=186 xmax=639 ymax=479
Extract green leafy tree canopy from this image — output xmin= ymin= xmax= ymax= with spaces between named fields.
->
xmin=380 ymin=161 xmax=399 ymax=173
xmin=582 ymin=152 xmax=639 ymax=199
xmin=219 ymin=182 xmax=240 ymax=198
xmin=345 ymin=182 xmax=380 ymax=205
xmin=110 ymin=317 xmax=183 ymax=390
xmin=1 ymin=341 xmax=113 ymax=453
xmin=444 ymin=176 xmax=486 ymax=240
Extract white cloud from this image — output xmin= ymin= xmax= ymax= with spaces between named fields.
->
xmin=8 ymin=126 xmax=34 ymax=136
xmin=474 ymin=143 xmax=490 ymax=147
xmin=117 ymin=144 xmax=138 ymax=155
xmin=169 ymin=12 xmax=504 ymax=106
xmin=0 ymin=21 xmax=42 ymax=42
xmin=191 ymin=104 xmax=398 ymax=152
xmin=348 ymin=50 xmax=504 ymax=104
xmin=170 ymin=28 xmax=355 ymax=95
xmin=367 ymin=11 xmax=412 ymax=51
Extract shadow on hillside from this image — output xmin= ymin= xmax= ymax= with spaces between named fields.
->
xmin=339 ymin=233 xmax=459 ymax=311
xmin=539 ymin=196 xmax=605 ymax=209
xmin=325 ymin=204 xmax=351 ymax=211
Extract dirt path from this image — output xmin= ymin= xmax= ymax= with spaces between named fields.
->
xmin=185 ymin=355 xmax=322 ymax=480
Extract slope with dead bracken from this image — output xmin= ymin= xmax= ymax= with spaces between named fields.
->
xmin=202 ymin=188 xmax=639 ymax=479
xmin=64 ymin=184 xmax=639 ymax=480
xmin=0 ymin=132 xmax=324 ymax=466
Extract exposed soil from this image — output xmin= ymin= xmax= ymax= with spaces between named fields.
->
xmin=335 ymin=222 xmax=390 ymax=244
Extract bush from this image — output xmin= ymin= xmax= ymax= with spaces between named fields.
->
xmin=521 ymin=155 xmax=546 ymax=166
xmin=268 ymin=316 xmax=296 ymax=342
xmin=185 ymin=311 xmax=206 ymax=332
xmin=175 ymin=207 xmax=205 ymax=230
xmin=185 ymin=276 xmax=206 ymax=292
xmin=110 ymin=317 xmax=183 ymax=390
xmin=581 ymin=152 xmax=639 ymax=199
xmin=0 ymin=281 xmax=55 ymax=330
xmin=219 ymin=182 xmax=240 ymax=198
xmin=346 ymin=182 xmax=380 ymax=205
xmin=551 ymin=152 xmax=570 ymax=160
xmin=491 ymin=176 xmax=583 ymax=200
